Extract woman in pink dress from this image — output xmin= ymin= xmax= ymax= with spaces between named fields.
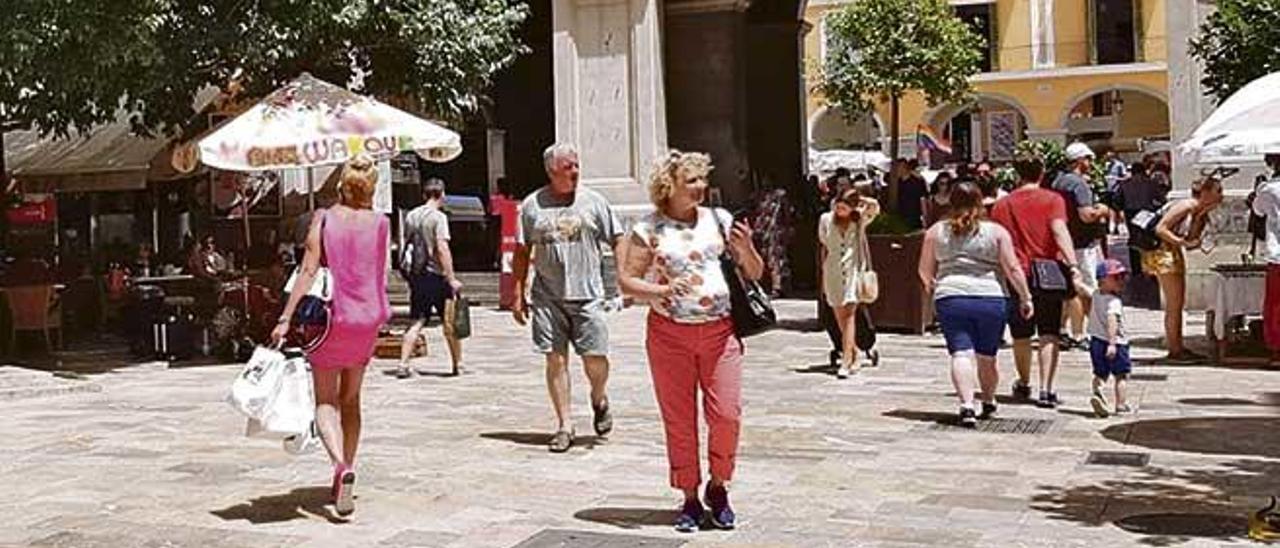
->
xmin=272 ymin=154 xmax=390 ymax=517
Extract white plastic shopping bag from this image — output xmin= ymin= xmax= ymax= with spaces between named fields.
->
xmin=258 ymin=353 xmax=315 ymax=435
xmin=228 ymin=347 xmax=315 ymax=437
xmin=228 ymin=346 xmax=289 ymax=420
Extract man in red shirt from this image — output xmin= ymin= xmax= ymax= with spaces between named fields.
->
xmin=990 ymin=156 xmax=1081 ymax=408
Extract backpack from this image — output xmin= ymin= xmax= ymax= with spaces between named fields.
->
xmin=399 ymin=207 xmax=432 ymax=276
xmin=398 ymin=241 xmax=418 ymax=276
xmin=1127 ymin=208 xmax=1164 ymax=251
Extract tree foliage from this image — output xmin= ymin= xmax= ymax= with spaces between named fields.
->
xmin=1189 ymin=0 xmax=1280 ymax=101
xmin=0 ymin=0 xmax=529 ymax=137
xmin=818 ymin=0 xmax=983 ymax=120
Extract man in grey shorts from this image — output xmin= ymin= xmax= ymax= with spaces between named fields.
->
xmin=512 ymin=143 xmax=623 ymax=453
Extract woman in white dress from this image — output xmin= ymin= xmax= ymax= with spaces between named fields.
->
xmin=819 ymin=187 xmax=880 ymax=378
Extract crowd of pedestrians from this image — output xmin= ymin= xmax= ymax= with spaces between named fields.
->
xmin=261 ymin=140 xmax=1273 ymax=529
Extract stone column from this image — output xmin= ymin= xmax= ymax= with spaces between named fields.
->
xmin=663 ymin=1 xmax=754 ymax=206
xmin=552 ymin=0 xmax=667 ymax=212
xmin=1166 ymin=0 xmax=1218 ymax=191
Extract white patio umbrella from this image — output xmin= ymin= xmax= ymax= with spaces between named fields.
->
xmin=1180 ymin=71 xmax=1280 ymax=161
xmin=199 ymin=72 xmax=461 ymax=172
xmin=195 ymin=73 xmax=462 ymax=310
xmin=808 ymin=148 xmax=892 ymax=177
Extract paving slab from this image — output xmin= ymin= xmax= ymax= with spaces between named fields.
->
xmin=1 ymin=301 xmax=1277 ymax=546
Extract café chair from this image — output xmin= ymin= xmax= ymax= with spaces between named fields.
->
xmin=6 ymin=284 xmax=63 ymax=352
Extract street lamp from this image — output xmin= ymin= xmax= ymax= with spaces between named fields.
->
xmin=1111 ymin=89 xmax=1125 ymax=115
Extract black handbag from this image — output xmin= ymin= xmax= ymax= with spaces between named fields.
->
xmin=1029 ymin=258 xmax=1072 ymax=295
xmin=716 ymin=212 xmax=776 ymax=337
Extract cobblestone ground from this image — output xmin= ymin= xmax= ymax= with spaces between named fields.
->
xmin=1 ymin=301 xmax=1278 ymax=547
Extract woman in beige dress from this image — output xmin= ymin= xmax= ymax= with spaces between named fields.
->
xmin=818 ymin=187 xmax=880 ymax=378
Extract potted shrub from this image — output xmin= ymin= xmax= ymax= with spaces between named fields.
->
xmin=864 ymin=212 xmax=932 ymax=333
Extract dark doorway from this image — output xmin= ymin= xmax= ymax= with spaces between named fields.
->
xmin=947 ymin=113 xmax=973 ymax=165
xmin=955 ymin=4 xmax=996 ymax=72
xmin=449 ymin=0 xmax=554 ymax=202
xmin=1094 ymin=0 xmax=1136 ymax=65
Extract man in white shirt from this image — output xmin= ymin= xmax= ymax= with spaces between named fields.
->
xmin=1250 ymin=153 xmax=1280 ymax=361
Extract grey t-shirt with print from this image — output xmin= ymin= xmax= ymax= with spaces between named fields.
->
xmin=1052 ymin=171 xmax=1102 ymax=249
xmin=404 ymin=204 xmax=451 ymax=275
xmin=518 ymin=186 xmax=622 ymax=303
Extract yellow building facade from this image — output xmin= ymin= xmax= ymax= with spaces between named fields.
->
xmin=806 ymin=0 xmax=1174 ymax=164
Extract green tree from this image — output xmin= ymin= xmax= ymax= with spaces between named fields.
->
xmin=818 ymin=0 xmax=983 ymax=166
xmin=1 ymin=1 xmax=529 ymax=182
xmin=1189 ymin=0 xmax=1280 ymax=100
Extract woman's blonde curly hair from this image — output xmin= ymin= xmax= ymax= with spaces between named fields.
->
xmin=649 ymin=149 xmax=713 ymax=211
xmin=338 ymin=153 xmax=378 ymax=209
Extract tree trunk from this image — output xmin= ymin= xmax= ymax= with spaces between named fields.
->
xmin=0 ymin=130 xmax=7 ymax=192
xmin=887 ymin=94 xmax=901 ymax=214
xmin=889 ymin=95 xmax=900 ymax=161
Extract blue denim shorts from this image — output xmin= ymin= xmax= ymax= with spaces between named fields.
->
xmin=935 ymin=296 xmax=1009 ymax=357
xmin=1089 ymin=337 xmax=1132 ymax=379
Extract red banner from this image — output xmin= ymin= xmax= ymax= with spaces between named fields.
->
xmin=6 ymin=199 xmax=56 ymax=225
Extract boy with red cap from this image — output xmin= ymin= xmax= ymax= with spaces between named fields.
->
xmin=1088 ymin=259 xmax=1133 ymax=417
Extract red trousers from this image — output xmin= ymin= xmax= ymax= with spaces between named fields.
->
xmin=645 ymin=313 xmax=743 ymax=490
xmin=1266 ymin=265 xmax=1280 ymax=352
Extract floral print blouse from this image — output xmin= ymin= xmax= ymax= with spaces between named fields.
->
xmin=630 ymin=207 xmax=734 ymax=324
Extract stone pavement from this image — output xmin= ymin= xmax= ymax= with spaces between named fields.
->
xmin=1 ymin=300 xmax=1278 ymax=547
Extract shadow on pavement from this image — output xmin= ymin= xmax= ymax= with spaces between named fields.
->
xmin=773 ymin=317 xmax=822 ymax=332
xmin=1177 ymin=395 xmax=1280 ymax=407
xmin=1031 ymin=459 xmax=1280 ymax=545
xmin=378 ymin=369 xmax=460 ymax=379
xmin=1056 ymin=408 xmax=1100 ymax=419
xmin=1101 ymin=417 xmax=1280 ymax=459
xmin=574 ymin=507 xmax=679 ymax=529
xmin=479 ymin=431 xmax=604 ymax=449
xmin=882 ymin=409 xmax=956 ymax=426
xmin=210 ymin=486 xmax=345 ymax=525
xmin=792 ymin=363 xmax=837 ymax=375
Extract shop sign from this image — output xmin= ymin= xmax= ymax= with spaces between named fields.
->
xmin=6 ymin=196 xmax=56 ymax=225
xmin=171 ymin=141 xmax=201 ymax=174
xmin=245 ymin=135 xmax=417 ymax=168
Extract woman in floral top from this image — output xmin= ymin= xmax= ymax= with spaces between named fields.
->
xmin=619 ymin=150 xmax=764 ymax=533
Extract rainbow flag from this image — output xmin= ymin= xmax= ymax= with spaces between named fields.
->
xmin=916 ymin=124 xmax=953 ymax=156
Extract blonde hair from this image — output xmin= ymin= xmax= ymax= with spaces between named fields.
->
xmin=338 ymin=154 xmax=378 ymax=209
xmin=648 ymin=149 xmax=713 ymax=211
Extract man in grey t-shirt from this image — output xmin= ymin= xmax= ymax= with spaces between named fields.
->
xmin=512 ymin=143 xmax=623 ymax=453
xmin=399 ymin=178 xmax=464 ymax=378
xmin=1052 ymin=143 xmax=1111 ymax=350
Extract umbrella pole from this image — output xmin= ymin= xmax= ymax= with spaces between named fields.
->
xmin=307 ymin=168 xmax=315 ymax=212
xmin=242 ymin=187 xmax=251 ymax=321
xmin=152 ymin=186 xmax=160 ymax=260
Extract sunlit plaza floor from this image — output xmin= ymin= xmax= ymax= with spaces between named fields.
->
xmin=2 ymin=300 xmax=1278 ymax=547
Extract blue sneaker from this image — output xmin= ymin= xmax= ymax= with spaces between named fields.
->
xmin=705 ymin=484 xmax=736 ymax=530
xmin=674 ymin=499 xmax=705 ymax=533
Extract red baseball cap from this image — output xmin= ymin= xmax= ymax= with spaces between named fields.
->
xmin=1096 ymin=258 xmax=1129 ymax=280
